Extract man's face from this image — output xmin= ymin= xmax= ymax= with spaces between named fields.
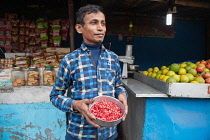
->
xmin=76 ymin=12 xmax=106 ymax=45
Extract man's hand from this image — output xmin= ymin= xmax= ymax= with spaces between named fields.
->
xmin=73 ymin=99 xmax=100 ymax=128
xmin=118 ymin=93 xmax=128 ymax=121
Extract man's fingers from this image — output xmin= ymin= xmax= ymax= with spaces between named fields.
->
xmin=86 ymin=109 xmax=96 ymax=120
xmin=84 ymin=98 xmax=94 ymax=104
xmin=83 ymin=113 xmax=100 ymax=128
xmin=119 ymin=98 xmax=128 ymax=121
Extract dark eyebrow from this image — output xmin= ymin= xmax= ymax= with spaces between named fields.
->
xmin=90 ymin=19 xmax=98 ymax=22
xmin=90 ymin=19 xmax=106 ymax=22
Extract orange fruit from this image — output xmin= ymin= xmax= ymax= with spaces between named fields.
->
xmin=162 ymin=68 xmax=169 ymax=75
xmin=142 ymin=71 xmax=148 ymax=76
xmin=166 ymin=71 xmax=176 ymax=77
xmin=150 ymin=73 xmax=157 ymax=78
xmin=194 ymin=76 xmax=205 ymax=83
xmin=166 ymin=77 xmax=177 ymax=83
xmin=162 ymin=76 xmax=169 ymax=82
xmin=159 ymin=75 xmax=165 ymax=80
xmin=185 ymin=66 xmax=192 ymax=72
xmin=188 ymin=69 xmax=197 ymax=76
xmin=190 ymin=81 xmax=199 ymax=83
xmin=172 ymin=74 xmax=180 ymax=82
xmin=178 ymin=68 xmax=187 ymax=75
xmin=169 ymin=63 xmax=180 ymax=73
xmin=155 ymin=74 xmax=161 ymax=79
xmin=148 ymin=68 xmax=153 ymax=72
xmin=180 ymin=75 xmax=189 ymax=83
xmin=180 ymin=63 xmax=187 ymax=68
xmin=147 ymin=72 xmax=152 ymax=77
xmin=186 ymin=62 xmax=192 ymax=66
xmin=161 ymin=66 xmax=167 ymax=70
xmin=185 ymin=73 xmax=195 ymax=82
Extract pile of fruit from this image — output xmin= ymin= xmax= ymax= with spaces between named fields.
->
xmin=141 ymin=60 xmax=210 ymax=83
xmin=90 ymin=100 xmax=122 ymax=121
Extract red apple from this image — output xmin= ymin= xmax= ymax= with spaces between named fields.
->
xmin=203 ymin=72 xmax=210 ymax=79
xmin=205 ymin=77 xmax=210 ymax=83
xmin=206 ymin=64 xmax=210 ymax=69
xmin=207 ymin=59 xmax=210 ymax=64
xmin=196 ymin=65 xmax=204 ymax=73
xmin=200 ymin=60 xmax=207 ymax=65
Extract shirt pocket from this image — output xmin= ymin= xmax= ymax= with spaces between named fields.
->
xmin=106 ymin=70 xmax=116 ymax=85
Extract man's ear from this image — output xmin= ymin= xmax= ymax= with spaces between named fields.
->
xmin=75 ymin=24 xmax=82 ymax=34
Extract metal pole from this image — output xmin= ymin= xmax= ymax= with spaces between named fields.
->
xmin=68 ymin=0 xmax=74 ymax=52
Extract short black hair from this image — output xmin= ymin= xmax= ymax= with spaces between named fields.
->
xmin=76 ymin=4 xmax=104 ymax=26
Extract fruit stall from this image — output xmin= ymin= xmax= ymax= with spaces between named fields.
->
xmin=1 ymin=0 xmax=210 ymax=140
xmin=119 ymin=60 xmax=210 ymax=140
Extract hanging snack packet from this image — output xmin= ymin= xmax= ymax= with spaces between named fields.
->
xmin=25 ymin=20 xmax=30 ymax=28
xmin=36 ymin=18 xmax=46 ymax=23
xmin=19 ymin=20 xmax=25 ymax=28
xmin=35 ymin=37 xmax=40 ymax=45
xmin=35 ymin=28 xmax=40 ymax=37
xmin=29 ymin=21 xmax=36 ymax=29
xmin=52 ymin=27 xmax=60 ymax=37
xmin=61 ymin=19 xmax=69 ymax=31
xmin=61 ymin=32 xmax=68 ymax=41
xmin=25 ymin=28 xmax=29 ymax=36
xmin=40 ymin=29 xmax=48 ymax=40
xmin=11 ymin=28 xmax=19 ymax=35
xmin=5 ymin=20 xmax=12 ymax=30
xmin=50 ymin=19 xmax=60 ymax=28
xmin=19 ymin=28 xmax=25 ymax=36
xmin=52 ymin=36 xmax=61 ymax=47
xmin=19 ymin=36 xmax=25 ymax=44
xmin=0 ymin=29 xmax=5 ymax=39
xmin=12 ymin=35 xmax=19 ymax=43
xmin=0 ymin=38 xmax=5 ymax=47
xmin=29 ymin=29 xmax=36 ymax=37
xmin=29 ymin=38 xmax=36 ymax=46
xmin=11 ymin=19 xmax=19 ymax=27
xmin=40 ymin=40 xmax=48 ymax=48
xmin=19 ymin=43 xmax=25 ymax=51
xmin=25 ymin=36 xmax=29 ymax=44
xmin=5 ymin=29 xmax=12 ymax=38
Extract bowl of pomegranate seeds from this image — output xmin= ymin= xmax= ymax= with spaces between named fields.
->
xmin=89 ymin=95 xmax=125 ymax=127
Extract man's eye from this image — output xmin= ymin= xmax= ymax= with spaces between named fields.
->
xmin=102 ymin=23 xmax=106 ymax=26
xmin=91 ymin=21 xmax=97 ymax=24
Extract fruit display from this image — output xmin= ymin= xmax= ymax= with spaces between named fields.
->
xmin=141 ymin=59 xmax=210 ymax=84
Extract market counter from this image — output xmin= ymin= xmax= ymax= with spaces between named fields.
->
xmin=120 ymin=73 xmax=210 ymax=140
xmin=1 ymin=73 xmax=210 ymax=140
xmin=122 ymin=78 xmax=168 ymax=98
xmin=0 ymin=86 xmax=66 ymax=139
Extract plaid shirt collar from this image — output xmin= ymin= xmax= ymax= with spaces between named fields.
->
xmin=80 ymin=43 xmax=107 ymax=52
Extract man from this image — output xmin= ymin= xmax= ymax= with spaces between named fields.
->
xmin=50 ymin=4 xmax=128 ymax=140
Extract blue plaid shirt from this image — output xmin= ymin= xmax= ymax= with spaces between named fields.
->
xmin=50 ymin=44 xmax=127 ymax=140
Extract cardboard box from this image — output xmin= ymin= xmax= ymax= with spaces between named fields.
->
xmin=46 ymin=47 xmax=70 ymax=53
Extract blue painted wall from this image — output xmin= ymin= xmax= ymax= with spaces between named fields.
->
xmin=75 ymin=20 xmax=206 ymax=71
xmin=0 ymin=103 xmax=66 ymax=140
xmin=143 ymin=98 xmax=210 ymax=140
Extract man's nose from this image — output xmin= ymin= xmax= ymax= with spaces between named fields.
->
xmin=97 ymin=24 xmax=103 ymax=30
